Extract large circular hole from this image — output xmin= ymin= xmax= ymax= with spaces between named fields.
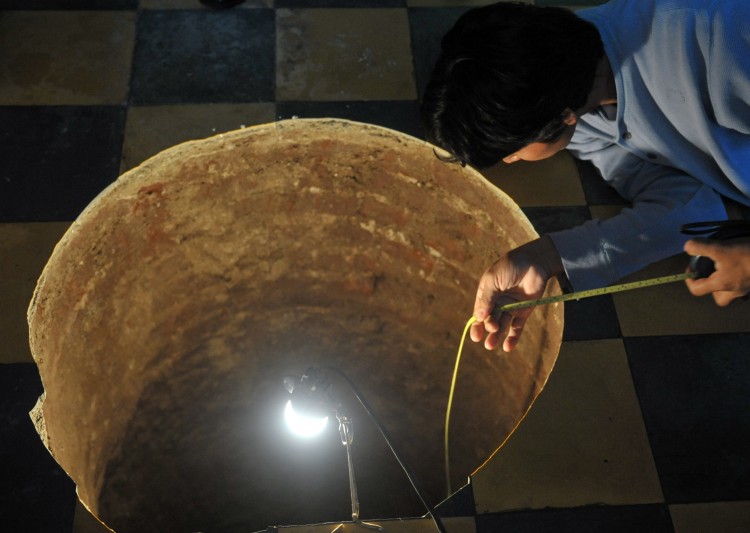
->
xmin=28 ymin=119 xmax=562 ymax=532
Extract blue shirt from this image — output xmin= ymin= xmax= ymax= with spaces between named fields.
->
xmin=549 ymin=0 xmax=750 ymax=290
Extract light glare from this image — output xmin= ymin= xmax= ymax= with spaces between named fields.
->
xmin=284 ymin=400 xmax=328 ymax=438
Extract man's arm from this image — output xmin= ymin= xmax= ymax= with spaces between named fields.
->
xmin=471 ymin=145 xmax=727 ymax=352
xmin=554 ymin=137 xmax=729 ymax=290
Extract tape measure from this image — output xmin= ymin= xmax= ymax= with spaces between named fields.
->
xmin=444 ymin=268 xmax=700 ymax=495
xmin=500 ymin=271 xmax=698 ymax=312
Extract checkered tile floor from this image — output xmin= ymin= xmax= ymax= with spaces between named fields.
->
xmin=2 ymin=1 xmax=749 ymax=532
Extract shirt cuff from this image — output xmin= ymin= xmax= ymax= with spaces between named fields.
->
xmin=548 ymin=222 xmax=617 ymax=291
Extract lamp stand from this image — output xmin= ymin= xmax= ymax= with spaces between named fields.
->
xmin=330 ymin=411 xmax=384 ymax=533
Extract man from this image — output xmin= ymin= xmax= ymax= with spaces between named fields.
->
xmin=421 ymin=0 xmax=750 ymax=351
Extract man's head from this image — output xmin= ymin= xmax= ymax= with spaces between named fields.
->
xmin=421 ymin=1 xmax=604 ymax=169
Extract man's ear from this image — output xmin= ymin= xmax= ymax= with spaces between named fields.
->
xmin=562 ymin=109 xmax=578 ymax=126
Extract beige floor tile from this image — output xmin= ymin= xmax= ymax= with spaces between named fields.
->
xmin=670 ymin=501 xmax=750 ymax=533
xmin=479 ymin=151 xmax=586 ymax=207
xmin=471 ymin=339 xmax=663 ymax=512
xmin=613 ymin=254 xmax=750 ymax=337
xmin=0 ymin=222 xmax=71 ymax=364
xmin=276 ymin=9 xmax=417 ymax=101
xmin=0 ymin=11 xmax=135 ymax=105
xmin=588 ymin=204 xmax=625 ymax=220
xmin=120 ymin=103 xmax=276 ymax=172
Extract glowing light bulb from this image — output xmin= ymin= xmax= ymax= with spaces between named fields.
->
xmin=284 ymin=400 xmax=328 ymax=438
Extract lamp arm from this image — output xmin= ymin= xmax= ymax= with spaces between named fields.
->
xmin=324 ymin=367 xmax=448 ymax=533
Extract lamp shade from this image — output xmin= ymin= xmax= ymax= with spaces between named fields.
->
xmin=27 ymin=119 xmax=563 ymax=532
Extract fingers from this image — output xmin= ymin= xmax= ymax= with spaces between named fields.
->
xmin=684 ymin=238 xmax=723 ymax=296
xmin=473 ymin=271 xmax=497 ymax=324
xmin=469 ymin=318 xmax=502 ymax=350
xmin=472 ymin=275 xmax=519 ymax=351
xmin=503 ymin=309 xmax=532 ymax=352
xmin=470 ymin=307 xmax=529 ymax=352
xmin=469 ymin=320 xmax=486 ymax=343
xmin=713 ymin=290 xmax=748 ymax=307
xmin=687 ymin=275 xmax=746 ymax=302
xmin=684 ymin=238 xmax=715 ymax=258
xmin=472 ymin=268 xmax=503 ymax=345
xmin=483 ymin=330 xmax=502 ymax=351
xmin=684 ymin=238 xmax=750 ymax=301
xmin=684 ymin=276 xmax=714 ymax=297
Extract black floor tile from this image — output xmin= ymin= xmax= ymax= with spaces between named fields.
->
xmin=563 ymin=295 xmax=621 ymax=341
xmin=0 ymin=0 xmax=136 ymax=8
xmin=0 ymin=106 xmax=126 ymax=223
xmin=130 ymin=9 xmax=275 ymax=105
xmin=276 ymin=100 xmax=423 ymax=139
xmin=625 ymin=334 xmax=750 ymax=503
xmin=0 ymin=364 xmax=76 ymax=533
xmin=435 ymin=482 xmax=474 ymax=518
xmin=408 ymin=7 xmax=472 ymax=100
xmin=276 ymin=0 xmax=405 ymax=7
xmin=576 ymin=159 xmax=628 ymax=206
xmin=475 ymin=504 xmax=674 ymax=533
xmin=521 ymin=206 xmax=592 ymax=235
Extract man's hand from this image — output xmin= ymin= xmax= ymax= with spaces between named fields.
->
xmin=684 ymin=238 xmax=750 ymax=306
xmin=471 ymin=235 xmax=564 ymax=352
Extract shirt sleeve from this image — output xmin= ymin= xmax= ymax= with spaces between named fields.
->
xmin=709 ymin=0 xmax=750 ymax=136
xmin=548 ymin=139 xmax=728 ymax=291
xmin=708 ymin=0 xmax=750 ymax=188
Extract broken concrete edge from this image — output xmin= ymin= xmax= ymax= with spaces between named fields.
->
xmin=29 ymin=394 xmax=115 ymax=532
xmin=264 ymin=515 xmax=476 ymax=532
xmin=29 ymin=392 xmax=48 ymax=449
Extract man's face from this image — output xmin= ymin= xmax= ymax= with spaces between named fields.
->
xmin=502 ymin=113 xmax=577 ymax=164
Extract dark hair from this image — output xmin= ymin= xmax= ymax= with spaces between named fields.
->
xmin=421 ymin=2 xmax=604 ymax=169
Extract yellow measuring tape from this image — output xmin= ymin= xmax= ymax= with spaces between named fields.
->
xmin=443 ymin=270 xmax=697 ymax=495
xmin=501 ymin=271 xmax=695 ymax=311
